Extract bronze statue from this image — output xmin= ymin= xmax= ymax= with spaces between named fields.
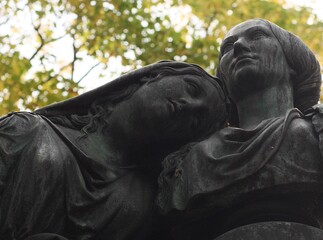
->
xmin=1 ymin=18 xmax=322 ymax=240
xmin=0 ymin=61 xmax=226 ymax=239
xmin=157 ymin=19 xmax=323 ymax=239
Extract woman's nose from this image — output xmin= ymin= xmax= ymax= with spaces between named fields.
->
xmin=177 ymin=98 xmax=205 ymax=112
xmin=233 ymin=38 xmax=251 ymax=57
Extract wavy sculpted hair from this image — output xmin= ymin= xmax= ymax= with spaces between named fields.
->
xmin=216 ymin=19 xmax=322 ymax=125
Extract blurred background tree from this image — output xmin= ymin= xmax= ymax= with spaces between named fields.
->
xmin=0 ymin=0 xmax=322 ymax=114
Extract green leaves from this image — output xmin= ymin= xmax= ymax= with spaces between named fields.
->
xmin=0 ymin=0 xmax=322 ymax=114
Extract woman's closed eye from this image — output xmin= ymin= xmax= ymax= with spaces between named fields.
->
xmin=185 ymin=79 xmax=202 ymax=97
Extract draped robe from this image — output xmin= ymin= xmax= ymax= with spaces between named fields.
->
xmin=157 ymin=107 xmax=323 ymax=239
xmin=0 ymin=112 xmax=155 ymax=240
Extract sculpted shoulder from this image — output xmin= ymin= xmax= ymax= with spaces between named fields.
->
xmin=277 ymin=115 xmax=321 ymax=172
xmin=0 ymin=112 xmax=47 ymax=132
xmin=287 ymin=117 xmax=317 ymax=141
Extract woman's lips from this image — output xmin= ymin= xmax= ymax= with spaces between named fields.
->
xmin=234 ymin=55 xmax=256 ymax=69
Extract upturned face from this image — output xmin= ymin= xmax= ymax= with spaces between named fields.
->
xmin=219 ymin=19 xmax=291 ymax=102
xmin=111 ymin=73 xmax=224 ymax=146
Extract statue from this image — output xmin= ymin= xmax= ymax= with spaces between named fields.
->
xmin=0 ymin=61 xmax=227 ymax=239
xmin=157 ymin=19 xmax=323 ymax=239
xmin=2 ymin=18 xmax=322 ymax=240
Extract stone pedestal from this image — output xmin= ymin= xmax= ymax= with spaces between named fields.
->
xmin=215 ymin=222 xmax=323 ymax=240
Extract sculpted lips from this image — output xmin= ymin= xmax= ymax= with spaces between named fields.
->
xmin=233 ymin=55 xmax=256 ymax=70
xmin=228 ymin=55 xmax=256 ymax=73
xmin=168 ymin=98 xmax=177 ymax=114
xmin=168 ymin=98 xmax=183 ymax=114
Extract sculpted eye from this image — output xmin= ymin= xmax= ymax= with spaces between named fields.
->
xmin=221 ymin=42 xmax=233 ymax=55
xmin=252 ymin=30 xmax=268 ymax=40
xmin=185 ymin=79 xmax=201 ymax=97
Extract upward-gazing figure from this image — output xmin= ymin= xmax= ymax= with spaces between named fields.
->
xmin=157 ymin=19 xmax=323 ymax=240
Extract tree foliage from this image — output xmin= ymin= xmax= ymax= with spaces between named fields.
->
xmin=0 ymin=0 xmax=322 ymax=114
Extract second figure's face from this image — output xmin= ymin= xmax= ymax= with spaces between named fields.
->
xmin=111 ymin=73 xmax=223 ymax=145
xmin=219 ymin=19 xmax=291 ymax=102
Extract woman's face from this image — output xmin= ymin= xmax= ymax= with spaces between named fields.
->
xmin=219 ymin=19 xmax=291 ymax=102
xmin=110 ymin=73 xmax=223 ymax=145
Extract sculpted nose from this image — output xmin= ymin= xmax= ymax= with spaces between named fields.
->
xmin=233 ymin=38 xmax=251 ymax=57
xmin=177 ymin=98 xmax=204 ymax=112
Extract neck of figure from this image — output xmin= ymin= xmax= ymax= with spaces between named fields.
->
xmin=236 ymin=83 xmax=294 ymax=129
xmin=91 ymin=126 xmax=165 ymax=172
xmin=55 ymin=124 xmax=126 ymax=165
xmin=57 ymin=120 xmax=162 ymax=178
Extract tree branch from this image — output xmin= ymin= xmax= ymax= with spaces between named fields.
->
xmin=0 ymin=17 xmax=9 ymax=26
xmin=71 ymin=36 xmax=77 ymax=81
xmin=29 ymin=23 xmax=45 ymax=61
xmin=41 ymin=62 xmax=72 ymax=84
xmin=28 ymin=8 xmax=66 ymax=61
xmin=76 ymin=62 xmax=101 ymax=84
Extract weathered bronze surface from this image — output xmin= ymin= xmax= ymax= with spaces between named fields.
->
xmin=157 ymin=19 xmax=323 ymax=239
xmin=0 ymin=61 xmax=226 ymax=239
xmin=215 ymin=222 xmax=323 ymax=240
xmin=1 ymin=19 xmax=322 ymax=240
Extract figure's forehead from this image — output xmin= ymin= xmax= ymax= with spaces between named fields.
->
xmin=225 ymin=19 xmax=268 ymax=38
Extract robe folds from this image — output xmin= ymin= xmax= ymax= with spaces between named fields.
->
xmin=158 ymin=107 xmax=323 ymax=213
xmin=0 ymin=112 xmax=155 ymax=240
xmin=156 ymin=106 xmax=323 ymax=239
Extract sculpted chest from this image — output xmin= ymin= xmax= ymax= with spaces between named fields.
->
xmin=157 ymin=114 xmax=323 ymax=240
